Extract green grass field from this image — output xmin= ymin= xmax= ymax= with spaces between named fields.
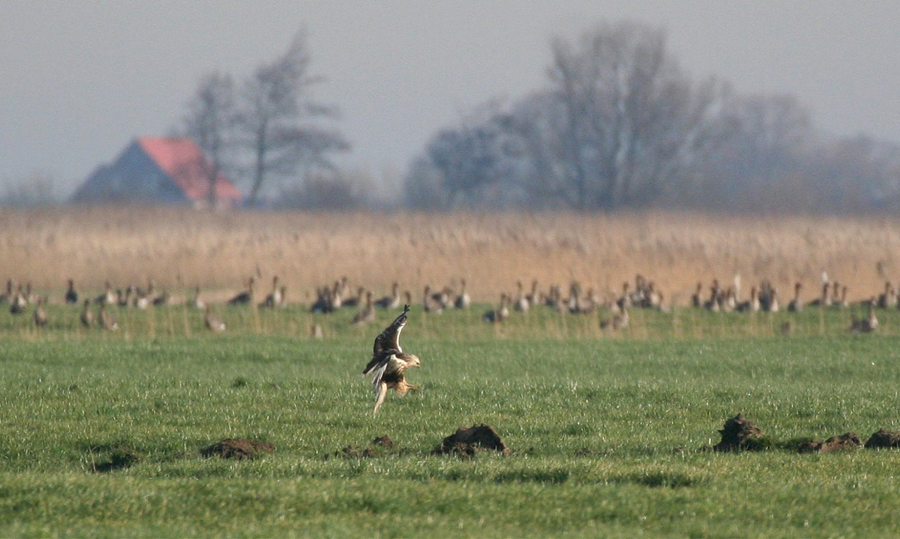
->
xmin=2 ymin=302 xmax=900 ymax=538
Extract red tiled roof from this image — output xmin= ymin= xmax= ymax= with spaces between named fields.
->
xmin=137 ymin=137 xmax=242 ymax=203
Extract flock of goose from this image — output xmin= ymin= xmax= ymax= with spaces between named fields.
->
xmin=691 ymin=276 xmax=883 ymax=332
xmin=0 ymin=272 xmax=889 ymax=334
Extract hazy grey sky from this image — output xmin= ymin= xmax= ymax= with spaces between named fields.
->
xmin=2 ymin=1 xmax=899 ymax=196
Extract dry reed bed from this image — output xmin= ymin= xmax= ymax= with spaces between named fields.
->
xmin=2 ymin=206 xmax=899 ymax=304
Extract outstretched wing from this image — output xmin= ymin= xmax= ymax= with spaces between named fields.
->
xmin=372 ymin=304 xmax=410 ymax=358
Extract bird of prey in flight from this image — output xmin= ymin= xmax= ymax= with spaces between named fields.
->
xmin=362 ymin=304 xmax=420 ymax=417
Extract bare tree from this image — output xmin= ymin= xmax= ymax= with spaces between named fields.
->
xmin=403 ymin=19 xmax=900 ymax=214
xmin=700 ymin=94 xmax=813 ymax=211
xmin=182 ymin=71 xmax=236 ymax=208
xmin=407 ymin=21 xmax=730 ymax=211
xmin=403 ymin=156 xmax=449 ymax=210
xmin=426 ymin=126 xmax=501 ymax=206
xmin=545 ymin=22 xmax=728 ymax=209
xmin=237 ymin=30 xmax=349 ymax=206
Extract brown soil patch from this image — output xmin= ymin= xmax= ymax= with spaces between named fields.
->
xmin=713 ymin=414 xmax=766 ymax=452
xmin=372 ymin=435 xmax=394 ymax=449
xmin=798 ymin=432 xmax=862 ymax=453
xmin=864 ymin=429 xmax=900 ymax=449
xmin=432 ymin=424 xmax=510 ymax=457
xmin=201 ymin=438 xmax=275 ymax=460
xmin=338 ymin=435 xmax=395 ymax=458
xmin=340 ymin=445 xmax=379 ymax=458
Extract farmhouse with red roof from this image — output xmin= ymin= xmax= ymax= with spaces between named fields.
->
xmin=71 ymin=137 xmax=242 ymax=208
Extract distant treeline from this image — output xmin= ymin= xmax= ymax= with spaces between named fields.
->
xmin=404 ymin=21 xmax=900 ymax=214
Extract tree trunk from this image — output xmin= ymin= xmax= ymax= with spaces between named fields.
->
xmin=247 ymin=127 xmax=267 ymax=207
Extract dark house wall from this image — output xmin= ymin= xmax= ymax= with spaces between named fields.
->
xmin=71 ymin=141 xmax=190 ymax=204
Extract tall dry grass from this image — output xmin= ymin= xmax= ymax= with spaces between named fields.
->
xmin=2 ymin=206 xmax=899 ymax=304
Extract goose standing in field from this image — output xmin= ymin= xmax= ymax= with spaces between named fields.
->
xmin=329 ymin=281 xmax=344 ymax=309
xmin=736 ymin=286 xmax=759 ymax=313
xmin=720 ymin=288 xmax=736 ymax=313
xmin=579 ymin=288 xmax=598 ymax=314
xmin=134 ymin=286 xmax=151 ymax=309
xmin=566 ymin=281 xmax=583 ymax=314
xmin=0 ymin=279 xmax=13 ymax=304
xmin=362 ymin=304 xmax=420 ymax=417
xmin=150 ymin=279 xmax=171 ymax=306
xmin=482 ymin=293 xmax=510 ymax=323
xmin=545 ymin=284 xmax=563 ymax=311
xmin=80 ymin=299 xmax=94 ymax=327
xmin=757 ymin=281 xmax=773 ymax=311
xmin=24 ymin=283 xmax=35 ymax=304
xmin=454 ymin=279 xmax=471 ymax=309
xmin=152 ymin=288 xmax=171 ymax=306
xmin=117 ymin=286 xmax=132 ymax=308
xmin=524 ymin=279 xmax=541 ymax=307
xmin=310 ymin=286 xmax=334 ymax=313
xmin=10 ymin=285 xmax=27 ymax=314
xmin=633 ymin=275 xmax=650 ymax=306
xmin=765 ymin=288 xmax=779 ymax=313
xmin=65 ymin=279 xmax=78 ymax=304
xmin=98 ymin=303 xmax=118 ymax=331
xmin=610 ymin=283 xmax=627 ymax=313
xmin=375 ymin=282 xmax=401 ymax=310
xmin=600 ymin=305 xmax=629 ymax=331
xmin=830 ymin=281 xmax=844 ymax=308
xmin=33 ymin=297 xmax=48 ymax=327
xmin=261 ymin=276 xmax=284 ymax=308
xmin=837 ymin=285 xmax=850 ymax=308
xmin=850 ymin=299 xmax=878 ymax=333
xmin=703 ymin=279 xmax=721 ymax=312
xmin=434 ymin=286 xmax=453 ymax=310
xmin=342 ymin=286 xmax=365 ymax=309
xmin=877 ymin=281 xmax=895 ymax=309
xmin=691 ymin=282 xmax=703 ymax=308
xmin=335 ymin=276 xmax=351 ymax=301
xmin=514 ymin=281 xmax=530 ymax=313
xmin=95 ymin=281 xmax=117 ymax=306
xmin=190 ymin=286 xmax=206 ymax=310
xmin=643 ymin=281 xmax=663 ymax=309
xmin=204 ymin=306 xmax=226 ymax=332
xmin=423 ymin=285 xmax=443 ymax=314
xmin=270 ymin=276 xmax=283 ymax=306
xmin=787 ymin=282 xmax=803 ymax=312
xmin=808 ymin=282 xmax=832 ymax=308
xmin=351 ymin=291 xmax=376 ymax=325
xmin=228 ymin=277 xmax=256 ymax=305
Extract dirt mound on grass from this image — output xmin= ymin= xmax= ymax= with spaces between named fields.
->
xmin=864 ymin=429 xmax=900 ymax=449
xmin=338 ymin=436 xmax=396 ymax=458
xmin=713 ymin=414 xmax=767 ymax=452
xmin=432 ymin=424 xmax=510 ymax=457
xmin=201 ymin=438 xmax=274 ymax=460
xmin=372 ymin=435 xmax=394 ymax=449
xmin=798 ymin=432 xmax=862 ymax=453
xmin=340 ymin=445 xmax=378 ymax=458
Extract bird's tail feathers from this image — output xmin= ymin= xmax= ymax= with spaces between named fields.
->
xmin=370 ymin=363 xmax=389 ymax=392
